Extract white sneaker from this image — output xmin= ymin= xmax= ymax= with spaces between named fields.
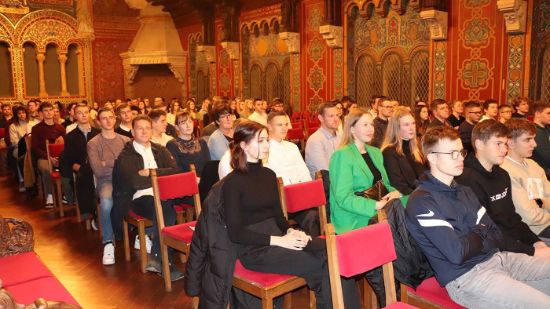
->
xmin=45 ymin=194 xmax=54 ymax=208
xmin=102 ymin=243 xmax=115 ymax=265
xmin=134 ymin=235 xmax=152 ymax=254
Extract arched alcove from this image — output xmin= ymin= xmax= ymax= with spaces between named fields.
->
xmin=44 ymin=43 xmax=61 ymax=96
xmin=66 ymin=44 xmax=80 ymax=95
xmin=0 ymin=41 xmax=13 ymax=98
xmin=23 ymin=42 xmax=39 ymax=97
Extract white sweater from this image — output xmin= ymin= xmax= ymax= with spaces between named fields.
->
xmin=501 ymin=156 xmax=550 ymax=235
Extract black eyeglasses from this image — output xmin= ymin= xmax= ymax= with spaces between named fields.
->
xmin=430 ymin=149 xmax=467 ymax=160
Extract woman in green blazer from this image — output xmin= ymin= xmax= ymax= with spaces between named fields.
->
xmin=329 ymin=109 xmax=403 ymax=234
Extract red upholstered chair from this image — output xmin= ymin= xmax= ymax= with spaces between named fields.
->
xmin=279 ymin=178 xmax=328 ymax=235
xmin=286 ymin=128 xmax=306 ymax=151
xmin=401 ymin=277 xmax=465 ymax=309
xmin=326 ymin=223 xmax=418 ymax=309
xmin=46 ymin=141 xmax=80 ymax=220
xmin=151 ymin=166 xmax=201 ymax=292
xmin=291 ymin=111 xmax=302 ymax=123
xmin=290 ymin=121 xmax=303 ymax=129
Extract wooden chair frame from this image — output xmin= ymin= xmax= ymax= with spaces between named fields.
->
xmin=122 ymin=212 xmax=152 ymax=273
xmin=45 ymin=141 xmax=80 ymax=221
xmin=151 ymin=165 xmax=202 ymax=292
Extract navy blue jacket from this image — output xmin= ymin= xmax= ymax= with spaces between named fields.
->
xmin=405 ymin=172 xmax=503 ymax=286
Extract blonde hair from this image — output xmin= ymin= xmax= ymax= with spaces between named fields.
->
xmin=381 ymin=106 xmax=424 ymax=163
xmin=340 ymin=108 xmax=371 ymax=147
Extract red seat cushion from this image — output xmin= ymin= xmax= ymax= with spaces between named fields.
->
xmin=128 ymin=210 xmax=146 ymax=220
xmin=233 ymin=260 xmax=299 ymax=288
xmin=50 ymin=171 xmax=60 ymax=179
xmin=407 ymin=277 xmax=465 ymax=309
xmin=174 ymin=204 xmax=193 ymax=212
xmin=5 ymin=277 xmax=80 ymax=307
xmin=0 ymin=252 xmax=54 ymax=287
xmin=385 ymin=301 xmax=418 ymax=308
xmin=161 ymin=221 xmax=196 ymax=243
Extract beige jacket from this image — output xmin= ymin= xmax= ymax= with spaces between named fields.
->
xmin=501 ymin=156 xmax=550 ymax=235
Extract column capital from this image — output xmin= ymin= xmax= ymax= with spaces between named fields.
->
xmin=58 ymin=54 xmax=68 ymax=63
xmin=497 ymin=0 xmax=527 ymax=34
xmin=36 ymin=52 xmax=46 ymax=62
xmin=420 ymin=9 xmax=448 ymax=41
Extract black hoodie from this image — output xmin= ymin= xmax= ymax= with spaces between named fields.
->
xmin=456 ymin=155 xmax=539 ymax=255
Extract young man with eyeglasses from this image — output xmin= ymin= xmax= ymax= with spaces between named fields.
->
xmin=456 ymin=119 xmax=547 ymax=256
xmin=458 ymin=101 xmax=482 ymax=154
xmin=371 ymin=98 xmax=393 ymax=147
xmin=406 ymin=126 xmax=550 ymax=308
xmin=427 ymin=99 xmax=451 ymax=129
xmin=501 ymin=118 xmax=550 ymax=244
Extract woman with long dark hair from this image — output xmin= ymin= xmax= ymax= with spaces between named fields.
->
xmin=223 ymin=120 xmax=358 ymax=308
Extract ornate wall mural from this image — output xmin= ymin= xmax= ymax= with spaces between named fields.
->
xmin=347 ymin=3 xmax=430 ymax=105
xmin=530 ymin=0 xmax=550 ymax=102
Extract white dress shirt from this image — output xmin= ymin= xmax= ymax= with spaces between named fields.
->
xmin=265 ymin=139 xmax=311 ymax=185
xmin=151 ymin=133 xmax=173 ymax=147
xmin=218 ymin=150 xmax=232 ymax=179
xmin=305 ymin=127 xmax=342 ymax=178
xmin=132 ymin=141 xmax=158 ymax=200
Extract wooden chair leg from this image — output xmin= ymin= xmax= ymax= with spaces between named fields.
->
xmin=283 ymin=293 xmax=292 ymax=309
xmin=363 ymin=278 xmax=378 ymax=309
xmin=123 ymin=219 xmax=130 ymax=262
xmin=308 ymin=290 xmax=316 ymax=309
xmin=85 ymin=218 xmax=91 ymax=230
xmin=160 ymin=241 xmax=172 ymax=292
xmin=55 ymin=180 xmax=64 ymax=217
xmin=138 ymin=221 xmax=147 ymax=273
xmin=192 ymin=296 xmax=199 ymax=309
xmin=76 ymin=203 xmax=81 ymax=223
xmin=262 ymin=297 xmax=273 ymax=309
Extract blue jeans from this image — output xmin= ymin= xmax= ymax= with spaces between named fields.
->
xmin=446 ymin=251 xmax=550 ymax=308
xmin=97 ymin=181 xmax=114 ymax=244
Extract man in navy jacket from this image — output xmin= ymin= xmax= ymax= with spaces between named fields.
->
xmin=406 ymin=126 xmax=550 ymax=308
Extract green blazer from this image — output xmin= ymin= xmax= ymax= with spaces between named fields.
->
xmin=329 ymin=143 xmax=404 ymax=234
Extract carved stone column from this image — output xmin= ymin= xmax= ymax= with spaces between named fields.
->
xmin=58 ymin=52 xmax=70 ymax=96
xmin=279 ymin=32 xmax=300 ymax=54
xmin=76 ymin=46 xmax=86 ymax=96
xmin=36 ymin=51 xmax=48 ymax=98
xmin=319 ymin=25 xmax=343 ymax=49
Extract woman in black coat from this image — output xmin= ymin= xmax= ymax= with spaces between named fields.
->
xmin=381 ymin=107 xmax=426 ymax=196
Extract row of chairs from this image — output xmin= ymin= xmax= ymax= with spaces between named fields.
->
xmin=147 ymin=167 xmax=464 ymax=308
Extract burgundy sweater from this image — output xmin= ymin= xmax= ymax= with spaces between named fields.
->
xmin=31 ymin=121 xmax=65 ymax=159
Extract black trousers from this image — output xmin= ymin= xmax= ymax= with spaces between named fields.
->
xmin=75 ymin=165 xmax=96 ymax=216
xmin=131 ymin=195 xmax=176 ymax=260
xmin=289 ymin=209 xmax=320 ymax=237
xmin=236 ymin=218 xmax=360 ymax=309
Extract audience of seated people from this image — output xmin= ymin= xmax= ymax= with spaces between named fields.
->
xmin=87 ymin=107 xmax=131 ymax=265
xmin=406 ymin=126 xmax=550 ymax=308
xmin=498 ymin=104 xmax=513 ymax=124
xmin=305 ymin=101 xmax=342 ymax=177
xmin=459 ymin=100 xmax=483 ymax=154
xmin=480 ymin=98 xmax=499 ymax=122
xmin=501 ymin=118 xmax=550 ymax=243
xmin=448 ymin=100 xmax=465 ymax=129
xmin=381 ymin=106 xmax=426 ymax=196
xmin=427 ymin=98 xmax=451 ymax=129
xmin=329 ymin=108 xmax=401 ymax=234
xmin=456 ymin=119 xmax=548 ymax=254
xmin=166 ymin=111 xmax=210 ymax=176
xmin=59 ymin=104 xmax=100 ymax=226
xmin=3 ymin=93 xmax=550 ymax=308
xmin=207 ymin=101 xmax=235 ymax=160
xmin=371 ymin=96 xmax=392 ymax=147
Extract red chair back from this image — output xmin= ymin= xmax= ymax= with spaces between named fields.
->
xmin=290 ymin=122 xmax=303 ymax=129
xmin=0 ymin=128 xmax=5 ymax=139
xmin=47 ymin=143 xmax=64 ymax=158
xmin=336 ymin=223 xmax=396 ymax=277
xmin=286 ymin=128 xmax=304 ymax=141
xmin=156 ymin=171 xmax=199 ymax=200
xmin=291 ymin=112 xmax=302 ymax=122
xmin=284 ymin=179 xmax=326 ymax=213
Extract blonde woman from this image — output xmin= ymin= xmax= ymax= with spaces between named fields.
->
xmin=381 ymin=106 xmax=426 ymax=196
xmin=329 ymin=108 xmax=401 ymax=234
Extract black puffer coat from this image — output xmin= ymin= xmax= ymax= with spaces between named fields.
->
xmin=185 ymin=179 xmax=237 ymax=309
xmin=367 ymin=198 xmax=434 ymax=307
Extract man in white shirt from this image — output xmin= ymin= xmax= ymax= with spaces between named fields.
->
xmin=305 ymin=101 xmax=342 ymax=177
xmin=248 ymin=98 xmax=268 ymax=125
xmin=266 ymin=111 xmax=320 ymax=236
xmin=112 ymin=115 xmax=182 ymax=280
xmin=149 ymin=109 xmax=173 ymax=147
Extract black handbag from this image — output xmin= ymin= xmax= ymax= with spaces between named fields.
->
xmin=354 ymin=180 xmax=389 ymax=201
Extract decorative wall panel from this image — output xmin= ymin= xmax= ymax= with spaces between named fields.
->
xmin=530 ymin=0 xmax=550 ymax=102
